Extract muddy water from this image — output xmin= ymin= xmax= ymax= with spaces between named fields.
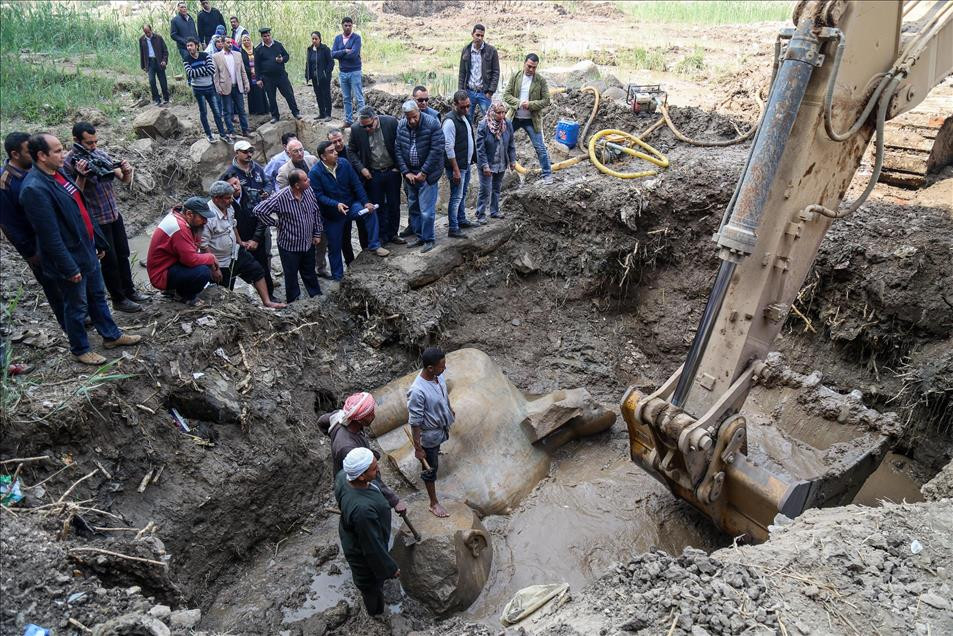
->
xmin=853 ymin=451 xmax=925 ymax=506
xmin=464 ymin=435 xmax=725 ymax=627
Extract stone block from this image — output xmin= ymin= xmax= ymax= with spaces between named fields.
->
xmin=133 ymin=108 xmax=181 ymax=139
xmin=169 ymin=608 xmax=202 ymax=631
xmin=189 ymin=138 xmax=234 ymax=192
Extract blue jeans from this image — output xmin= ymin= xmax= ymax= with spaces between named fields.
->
xmin=404 ymin=180 xmax=439 ymax=242
xmin=165 ymin=263 xmax=212 ymax=301
xmin=476 ymin=170 xmax=504 ymax=219
xmin=278 ymin=246 xmax=321 ymax=302
xmin=193 ymin=86 xmax=227 ymax=138
xmin=512 ymin=118 xmax=552 ymax=176
xmin=324 ymin=203 xmax=382 ymax=279
xmin=57 ymin=266 xmax=122 ymax=355
xmin=467 ymin=89 xmax=492 ymax=120
xmin=445 ymin=164 xmax=472 ymax=231
xmin=221 ymin=85 xmax=249 ymax=134
xmin=339 ymin=70 xmax=365 ymax=123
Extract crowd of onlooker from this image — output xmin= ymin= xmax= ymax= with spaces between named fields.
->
xmin=0 ymin=1 xmax=561 ymax=370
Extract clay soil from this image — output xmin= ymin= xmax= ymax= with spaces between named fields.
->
xmin=2 ymin=5 xmax=953 ymax=636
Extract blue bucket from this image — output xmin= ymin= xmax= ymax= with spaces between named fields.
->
xmin=554 ymin=120 xmax=580 ymax=149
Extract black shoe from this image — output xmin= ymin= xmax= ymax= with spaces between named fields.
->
xmin=206 ymin=135 xmax=215 ymax=143
xmin=270 ymin=117 xmax=279 ymax=124
xmin=127 ymin=290 xmax=151 ymax=303
xmin=399 ymin=226 xmax=415 ymax=238
xmin=317 ymin=271 xmax=333 ymax=280
xmin=490 ymin=213 xmax=506 ymax=219
xmin=410 ymin=239 xmax=426 ymax=248
xmin=113 ymin=298 xmax=143 ymax=313
xmin=448 ymin=230 xmax=468 ymax=239
xmin=421 ymin=241 xmax=435 ymax=253
xmin=222 ymin=134 xmax=234 ymax=144
xmin=390 ymin=236 xmax=408 ymax=245
xmin=161 ymin=100 xmax=170 ymax=106
xmin=459 ymin=220 xmax=475 ymax=229
xmin=241 ymin=130 xmax=250 ymax=137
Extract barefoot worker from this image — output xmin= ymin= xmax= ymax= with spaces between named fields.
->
xmin=335 ymin=447 xmax=400 ymax=616
xmin=407 ymin=346 xmax=455 ymax=517
xmin=319 ymin=391 xmax=407 ymax=514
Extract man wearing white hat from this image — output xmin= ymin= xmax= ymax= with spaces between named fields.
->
xmin=334 ymin=447 xmax=400 ymax=615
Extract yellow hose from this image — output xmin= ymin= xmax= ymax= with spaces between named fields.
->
xmin=587 ymin=129 xmax=669 ymax=179
xmin=514 ymin=85 xmax=601 ymax=175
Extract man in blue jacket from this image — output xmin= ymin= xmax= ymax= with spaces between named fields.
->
xmin=309 ymin=141 xmax=389 ymax=281
xmin=396 ymin=100 xmax=444 ymax=253
xmin=331 ymin=16 xmax=365 ymax=127
xmin=18 ymin=134 xmax=142 ymax=365
xmin=169 ymin=1 xmax=198 ymax=62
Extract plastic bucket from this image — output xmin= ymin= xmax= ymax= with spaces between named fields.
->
xmin=554 ymin=120 xmax=580 ymax=149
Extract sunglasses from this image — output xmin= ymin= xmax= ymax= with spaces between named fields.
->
xmin=237 ymin=148 xmax=252 ymax=154
xmin=415 ymin=97 xmax=429 ymax=103
xmin=361 ymin=122 xmax=375 ymax=129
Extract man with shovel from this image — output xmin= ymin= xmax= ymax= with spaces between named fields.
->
xmin=335 ymin=447 xmax=400 ymax=616
xmin=318 ymin=391 xmax=406 ymax=514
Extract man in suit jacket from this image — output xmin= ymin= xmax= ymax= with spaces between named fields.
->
xmin=348 ymin=106 xmax=403 ymax=245
xmin=18 ymin=134 xmax=142 ymax=365
xmin=139 ymin=24 xmax=170 ymax=106
xmin=213 ymin=38 xmax=251 ymax=137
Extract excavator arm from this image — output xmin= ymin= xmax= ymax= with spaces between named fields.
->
xmin=622 ymin=0 xmax=953 ymax=541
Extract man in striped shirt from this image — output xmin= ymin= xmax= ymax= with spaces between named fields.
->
xmin=184 ymin=38 xmax=230 ymax=144
xmin=253 ymin=169 xmax=323 ymax=302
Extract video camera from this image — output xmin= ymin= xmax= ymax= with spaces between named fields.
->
xmin=73 ymin=146 xmax=122 ymax=179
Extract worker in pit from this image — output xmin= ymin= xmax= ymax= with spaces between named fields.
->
xmin=335 ymin=447 xmax=400 ymax=615
xmin=407 ymin=346 xmax=455 ymax=518
xmin=318 ymin=391 xmax=406 ymax=514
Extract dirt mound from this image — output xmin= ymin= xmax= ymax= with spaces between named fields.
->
xmin=380 ymin=0 xmax=462 ymax=17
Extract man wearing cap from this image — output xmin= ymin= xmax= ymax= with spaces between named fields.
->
xmin=335 ymin=447 xmax=400 ymax=616
xmin=230 ymin=139 xmax=272 ymax=203
xmin=318 ymin=392 xmax=406 ymax=512
xmin=253 ymin=169 xmax=323 ymax=302
xmin=205 ymin=181 xmax=285 ymax=308
xmin=213 ymin=37 xmax=251 ymax=138
xmin=395 ymin=99 xmax=444 ymax=253
xmin=254 ymin=27 xmax=301 ymax=124
xmin=147 ymin=196 xmax=221 ymax=307
xmin=219 ymin=168 xmax=275 ymax=300
xmin=309 ymin=140 xmax=389 ymax=282
xmin=407 ymin=346 xmax=455 ymax=517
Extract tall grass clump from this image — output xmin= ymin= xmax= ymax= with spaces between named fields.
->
xmin=616 ymin=1 xmax=794 ymax=24
xmin=0 ymin=56 xmax=123 ymax=124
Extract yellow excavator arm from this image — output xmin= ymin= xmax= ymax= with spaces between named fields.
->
xmin=622 ymin=0 xmax=953 ymax=541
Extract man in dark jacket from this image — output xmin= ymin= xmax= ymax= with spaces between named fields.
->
xmin=18 ymin=134 xmax=142 ymax=365
xmin=442 ymin=91 xmax=477 ymax=238
xmin=334 ymin=448 xmax=400 ymax=615
xmin=0 ymin=132 xmax=65 ymax=327
xmin=220 ymin=167 xmax=274 ymax=299
xmin=309 ymin=140 xmax=389 ymax=281
xmin=139 ymin=25 xmax=170 ymax=106
xmin=196 ymin=0 xmax=226 ymax=47
xmin=457 ymin=24 xmax=500 ymax=120
xmin=305 ymin=31 xmax=334 ymax=121
xmin=396 ymin=100 xmax=444 ymax=252
xmin=169 ymin=1 xmax=198 ymax=61
xmin=349 ymin=107 xmax=403 ymax=245
xmin=254 ymin=27 xmax=300 ymax=123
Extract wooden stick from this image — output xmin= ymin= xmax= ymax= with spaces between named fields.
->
xmin=402 ymin=426 xmax=432 ymax=471
xmin=93 ymin=526 xmax=141 ymax=532
xmin=1 ymin=455 xmax=50 ymax=465
xmin=68 ymin=547 xmax=166 ymax=567
xmin=55 ymin=470 xmax=99 ymax=505
xmin=93 ymin=460 xmax=113 ymax=480
xmin=25 ymin=463 xmax=73 ymax=490
xmin=68 ymin=618 xmax=91 ymax=633
xmin=137 ymin=468 xmax=155 ymax=493
xmin=666 ymin=613 xmax=679 ymax=636
xmin=135 ymin=521 xmax=157 ymax=541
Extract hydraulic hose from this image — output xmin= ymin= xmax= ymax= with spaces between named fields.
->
xmin=587 ymin=129 xmax=669 ymax=179
xmin=659 ymin=92 xmax=764 ymax=147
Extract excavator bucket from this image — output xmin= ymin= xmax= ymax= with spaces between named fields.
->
xmin=621 ymin=364 xmax=894 ymax=542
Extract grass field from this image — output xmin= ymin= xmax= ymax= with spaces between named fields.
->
xmin=615 ymin=1 xmax=794 ymax=24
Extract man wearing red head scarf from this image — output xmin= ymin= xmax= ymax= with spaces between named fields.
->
xmin=318 ymin=392 xmax=406 ymax=513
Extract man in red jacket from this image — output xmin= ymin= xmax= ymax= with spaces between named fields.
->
xmin=146 ymin=196 xmax=221 ymax=307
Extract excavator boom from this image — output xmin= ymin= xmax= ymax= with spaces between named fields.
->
xmin=622 ymin=0 xmax=953 ymax=541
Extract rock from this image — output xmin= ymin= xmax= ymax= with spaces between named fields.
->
xmin=170 ymin=370 xmax=241 ymax=424
xmin=512 ymin=252 xmax=538 ymax=275
xmin=324 ymin=600 xmax=349 ymax=630
xmin=74 ymin=107 xmax=107 ymax=126
xmin=169 ymin=608 xmax=202 ymax=631
xmin=390 ymin=499 xmax=492 ymax=615
xmin=125 ymin=586 xmax=142 ymax=596
xmin=254 ymin=119 xmax=297 ymax=160
xmin=293 ymin=119 xmax=341 ymax=156
xmin=602 ymin=86 xmax=628 ymax=102
xmin=547 ymin=60 xmax=603 ymax=89
xmin=148 ymin=604 xmax=172 ymax=620
xmin=92 ymin=613 xmax=171 ymax=636
xmin=920 ymin=592 xmax=950 ymax=610
xmin=129 ymin=138 xmax=154 ymax=155
xmin=133 ymin=108 xmax=181 ymax=139
xmin=521 ymin=387 xmax=613 ymax=443
xmin=189 ymin=137 xmax=234 ymax=192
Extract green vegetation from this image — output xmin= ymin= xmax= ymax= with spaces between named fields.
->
xmin=616 ymin=47 xmax=668 ymax=73
xmin=616 ymin=1 xmax=793 ymax=24
xmin=674 ymin=47 xmax=706 ymax=76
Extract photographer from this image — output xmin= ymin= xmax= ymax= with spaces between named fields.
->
xmin=65 ymin=122 xmax=148 ymax=313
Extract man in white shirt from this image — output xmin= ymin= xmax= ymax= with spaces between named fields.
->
xmin=502 ymin=53 xmax=552 ymax=184
xmin=213 ymin=38 xmax=250 ymax=137
xmin=442 ymin=91 xmax=476 ymax=238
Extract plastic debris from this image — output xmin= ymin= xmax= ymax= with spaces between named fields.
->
xmin=501 ymin=583 xmax=570 ymax=626
xmin=911 ymin=539 xmax=923 ymax=554
xmin=0 ymin=475 xmax=24 ymax=505
xmin=23 ymin=625 xmax=52 ymax=636
xmin=170 ymin=408 xmax=192 ymax=433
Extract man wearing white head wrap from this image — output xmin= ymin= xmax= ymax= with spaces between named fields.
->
xmin=318 ymin=393 xmax=406 ymax=512
xmin=334 ymin=448 xmax=400 ymax=615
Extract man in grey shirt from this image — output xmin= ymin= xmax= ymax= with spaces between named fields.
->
xmin=408 ymin=346 xmax=455 ymax=517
